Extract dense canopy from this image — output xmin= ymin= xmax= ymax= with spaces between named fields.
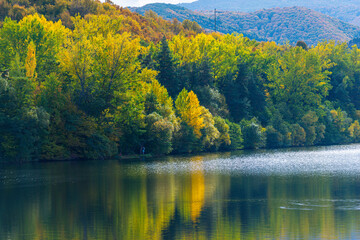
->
xmin=1 ymin=0 xmax=360 ymax=162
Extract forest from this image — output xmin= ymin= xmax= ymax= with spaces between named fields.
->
xmin=1 ymin=0 xmax=360 ymax=162
xmin=135 ymin=4 xmax=359 ymax=45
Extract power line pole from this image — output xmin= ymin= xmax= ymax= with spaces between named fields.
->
xmin=214 ymin=8 xmax=217 ymax=32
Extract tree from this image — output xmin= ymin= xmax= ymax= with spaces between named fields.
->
xmin=145 ymin=113 xmax=174 ymax=155
xmin=221 ymin=63 xmax=251 ymax=121
xmin=349 ymin=120 xmax=360 ymax=142
xmin=175 ymin=89 xmax=205 ymax=138
xmin=291 ymin=124 xmax=306 ymax=146
xmin=240 ymin=118 xmax=266 ymax=149
xmin=198 ymin=56 xmax=213 ymax=87
xmin=296 ymin=40 xmax=308 ymax=50
xmin=25 ymin=41 xmax=37 ymax=81
xmin=225 ymin=120 xmax=243 ymax=150
xmin=200 ymin=107 xmax=220 ymax=151
xmin=214 ymin=116 xmax=231 ymax=150
xmin=0 ymin=76 xmax=49 ymax=162
xmin=301 ymin=111 xmax=325 ymax=146
xmin=266 ymin=46 xmax=332 ymax=120
xmin=156 ymin=36 xmax=177 ymax=98
xmin=266 ymin=126 xmax=283 ymax=148
xmin=194 ymin=86 xmax=229 ymax=118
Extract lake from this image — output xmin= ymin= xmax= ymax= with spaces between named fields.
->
xmin=2 ymin=144 xmax=360 ymax=239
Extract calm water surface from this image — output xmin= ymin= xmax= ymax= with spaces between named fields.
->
xmin=2 ymin=144 xmax=360 ymax=239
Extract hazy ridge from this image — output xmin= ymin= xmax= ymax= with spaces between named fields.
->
xmin=133 ymin=4 xmax=360 ymax=44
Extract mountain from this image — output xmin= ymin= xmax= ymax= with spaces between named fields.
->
xmin=179 ymin=0 xmax=360 ymax=27
xmin=133 ymin=4 xmax=360 ymax=45
xmin=131 ymin=4 xmax=213 ymax=30
xmin=180 ymin=0 xmax=360 ymax=12
xmin=132 ymin=3 xmax=266 ymax=41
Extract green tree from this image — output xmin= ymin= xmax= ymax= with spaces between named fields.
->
xmin=266 ymin=126 xmax=283 ymax=148
xmin=291 ymin=123 xmax=306 ymax=147
xmin=156 ymin=36 xmax=177 ymax=98
xmin=266 ymin=46 xmax=332 ymax=120
xmin=214 ymin=116 xmax=231 ymax=150
xmin=145 ymin=113 xmax=174 ymax=155
xmin=240 ymin=118 xmax=266 ymax=149
xmin=226 ymin=120 xmax=243 ymax=150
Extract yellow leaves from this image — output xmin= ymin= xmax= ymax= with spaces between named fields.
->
xmin=92 ymin=31 xmax=144 ymax=89
xmin=189 ymin=156 xmax=205 ymax=222
xmin=349 ymin=120 xmax=360 ymax=140
xmin=25 ymin=41 xmax=36 ymax=80
xmin=188 ymin=91 xmax=205 ymax=137
xmin=20 ymin=14 xmax=69 ymax=47
xmin=151 ymin=80 xmax=172 ymax=106
xmin=278 ymin=59 xmax=283 ymax=66
xmin=168 ymin=33 xmax=256 ymax=80
xmin=175 ymin=89 xmax=205 ymax=137
xmin=1 ymin=13 xmax=67 ymax=79
xmin=330 ymin=109 xmax=338 ymax=119
xmin=169 ymin=34 xmax=202 ymax=65
xmin=331 ymin=108 xmax=348 ymax=133
xmin=61 ymin=15 xmax=147 ymax=95
xmin=265 ymin=89 xmax=270 ymax=98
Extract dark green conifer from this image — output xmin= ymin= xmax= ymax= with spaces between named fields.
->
xmin=156 ymin=36 xmax=177 ymax=98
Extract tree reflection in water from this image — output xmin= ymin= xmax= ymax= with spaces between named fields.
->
xmin=1 ymin=151 xmax=360 ymax=239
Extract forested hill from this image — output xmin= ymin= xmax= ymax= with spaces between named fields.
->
xmin=180 ymin=0 xmax=360 ymax=12
xmin=179 ymin=0 xmax=360 ymax=27
xmin=0 ymin=0 xmax=203 ymax=40
xmin=203 ymin=7 xmax=360 ymax=45
xmin=132 ymin=3 xmax=266 ymax=41
xmin=2 ymin=0 xmax=360 ymax=162
xmin=133 ymin=4 xmax=360 ymax=45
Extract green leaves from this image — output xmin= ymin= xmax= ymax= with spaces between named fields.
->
xmin=266 ymin=46 xmax=332 ymax=120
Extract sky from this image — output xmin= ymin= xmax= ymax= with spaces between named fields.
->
xmin=106 ymin=0 xmax=195 ymax=7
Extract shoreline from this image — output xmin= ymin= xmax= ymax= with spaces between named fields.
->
xmin=1 ymin=142 xmax=359 ymax=165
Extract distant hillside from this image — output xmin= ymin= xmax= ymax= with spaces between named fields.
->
xmin=207 ymin=7 xmax=360 ymax=45
xmin=180 ymin=0 xmax=360 ymax=12
xmin=132 ymin=3 xmax=266 ymax=41
xmin=179 ymin=0 xmax=360 ymax=27
xmin=133 ymin=4 xmax=360 ymax=45
xmin=131 ymin=4 xmax=213 ymax=30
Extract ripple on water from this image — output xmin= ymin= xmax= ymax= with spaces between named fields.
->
xmin=139 ymin=144 xmax=360 ymax=176
xmin=278 ymin=199 xmax=360 ymax=212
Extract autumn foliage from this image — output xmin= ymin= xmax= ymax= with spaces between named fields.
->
xmin=1 ymin=0 xmax=360 ymax=161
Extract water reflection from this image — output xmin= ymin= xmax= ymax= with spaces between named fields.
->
xmin=1 ymin=145 xmax=360 ymax=239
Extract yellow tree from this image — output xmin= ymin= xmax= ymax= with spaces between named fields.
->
xmin=25 ymin=41 xmax=36 ymax=80
xmin=175 ymin=89 xmax=205 ymax=137
xmin=349 ymin=120 xmax=360 ymax=141
xmin=0 ymin=14 xmax=67 ymax=82
xmin=24 ymin=41 xmax=39 ymax=95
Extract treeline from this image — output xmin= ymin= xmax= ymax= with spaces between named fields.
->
xmin=1 ymin=1 xmax=360 ymax=162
